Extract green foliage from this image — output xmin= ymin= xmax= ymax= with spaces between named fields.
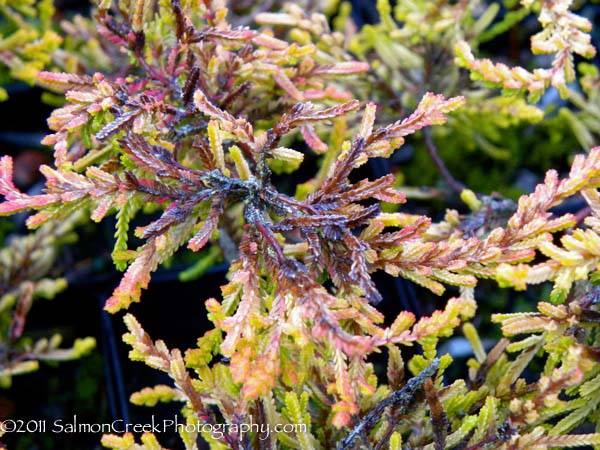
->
xmin=0 ymin=0 xmax=60 ymax=91
xmin=0 ymin=215 xmax=96 ymax=388
xmin=0 ymin=0 xmax=117 ymax=99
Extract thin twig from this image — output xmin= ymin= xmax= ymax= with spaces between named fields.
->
xmin=423 ymin=128 xmax=466 ymax=194
xmin=336 ymin=358 xmax=440 ymax=450
xmin=575 ymin=205 xmax=592 ymax=225
xmin=373 ymin=417 xmax=399 ymax=450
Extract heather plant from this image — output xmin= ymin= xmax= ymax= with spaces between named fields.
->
xmin=0 ymin=0 xmax=120 ymax=101
xmin=256 ymin=0 xmax=598 ymax=194
xmin=1 ymin=0 xmax=600 ymax=449
xmin=0 ymin=214 xmax=95 ymax=389
xmin=0 ymin=0 xmax=60 ymax=99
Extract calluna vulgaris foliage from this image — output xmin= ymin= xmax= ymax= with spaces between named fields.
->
xmin=0 ymin=214 xmax=95 ymax=387
xmin=2 ymin=0 xmax=600 ymax=448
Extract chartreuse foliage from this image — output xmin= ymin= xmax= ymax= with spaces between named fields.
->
xmin=0 ymin=214 xmax=95 ymax=390
xmin=0 ymin=0 xmax=118 ymax=100
xmin=0 ymin=0 xmax=59 ymax=99
xmin=455 ymin=0 xmax=596 ymax=101
xmin=257 ymin=0 xmax=598 ymax=192
xmin=2 ymin=0 xmax=600 ymax=448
